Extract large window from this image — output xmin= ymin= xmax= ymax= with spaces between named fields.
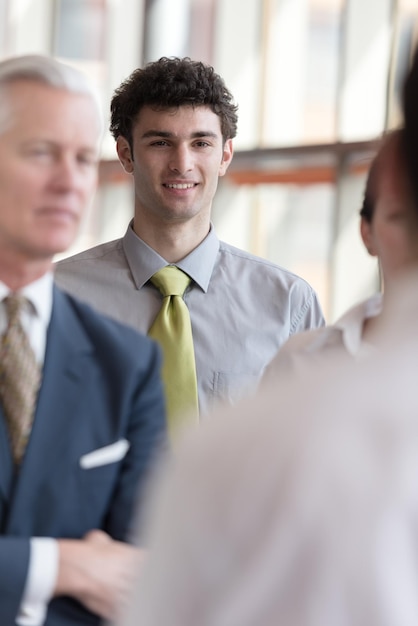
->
xmin=54 ymin=0 xmax=107 ymax=61
xmin=1 ymin=0 xmax=417 ymax=320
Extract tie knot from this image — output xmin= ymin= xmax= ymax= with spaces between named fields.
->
xmin=3 ymin=294 xmax=26 ymax=325
xmin=151 ymin=266 xmax=191 ymax=297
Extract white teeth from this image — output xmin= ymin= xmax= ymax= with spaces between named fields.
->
xmin=165 ymin=183 xmax=195 ymax=189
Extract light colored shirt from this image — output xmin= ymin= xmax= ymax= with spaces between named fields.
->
xmin=55 ymin=223 xmax=325 ymax=415
xmin=0 ymin=273 xmax=53 ymax=364
xmin=17 ymin=539 xmax=58 ymax=626
xmin=118 ymin=272 xmax=418 ymax=626
xmin=263 ymin=293 xmax=382 ymax=384
xmin=0 ymin=274 xmax=57 ymax=626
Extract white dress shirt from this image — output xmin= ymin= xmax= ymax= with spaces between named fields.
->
xmin=0 ymin=274 xmax=58 ymax=626
xmin=263 ymin=293 xmax=382 ymax=384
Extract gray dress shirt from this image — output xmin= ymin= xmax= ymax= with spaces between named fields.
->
xmin=55 ymin=223 xmax=325 ymax=415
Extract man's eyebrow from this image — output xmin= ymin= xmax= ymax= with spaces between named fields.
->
xmin=190 ymin=131 xmax=218 ymax=139
xmin=141 ymin=130 xmax=171 ymax=139
xmin=21 ymin=139 xmax=98 ymax=153
xmin=140 ymin=130 xmax=219 ymax=139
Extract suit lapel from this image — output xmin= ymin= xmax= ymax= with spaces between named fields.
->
xmin=6 ymin=289 xmax=95 ymax=529
xmin=0 ymin=407 xmax=14 ymax=513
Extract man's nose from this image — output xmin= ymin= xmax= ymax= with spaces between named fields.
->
xmin=168 ymin=145 xmax=193 ymax=174
xmin=52 ymin=155 xmax=84 ymax=189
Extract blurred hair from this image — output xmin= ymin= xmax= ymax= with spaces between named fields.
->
xmin=0 ymin=54 xmax=103 ymax=134
xmin=360 ymin=129 xmax=405 ymax=224
xmin=359 ymin=158 xmax=378 ymax=224
xmin=403 ymin=45 xmax=418 ymax=212
xmin=110 ymin=56 xmax=238 ymax=151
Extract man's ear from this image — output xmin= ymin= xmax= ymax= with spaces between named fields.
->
xmin=219 ymin=139 xmax=234 ymax=177
xmin=116 ymin=136 xmax=134 ymax=173
xmin=360 ymin=217 xmax=377 ymax=256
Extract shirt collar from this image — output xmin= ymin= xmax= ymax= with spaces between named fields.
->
xmin=334 ymin=293 xmax=383 ymax=355
xmin=0 ymin=272 xmax=53 ymax=327
xmin=122 ymin=220 xmax=220 ymax=293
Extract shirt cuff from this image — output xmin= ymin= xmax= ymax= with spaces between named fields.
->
xmin=16 ymin=538 xmax=59 ymax=626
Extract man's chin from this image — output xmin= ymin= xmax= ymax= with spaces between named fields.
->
xmin=30 ymin=237 xmax=79 ymax=261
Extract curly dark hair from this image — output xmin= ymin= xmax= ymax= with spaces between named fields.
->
xmin=110 ymin=57 xmax=238 ymax=151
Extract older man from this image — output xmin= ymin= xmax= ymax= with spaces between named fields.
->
xmin=0 ymin=55 xmax=165 ymax=625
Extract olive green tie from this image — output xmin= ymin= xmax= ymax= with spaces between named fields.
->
xmin=0 ymin=295 xmax=41 ymax=463
xmin=148 ymin=266 xmax=199 ymax=438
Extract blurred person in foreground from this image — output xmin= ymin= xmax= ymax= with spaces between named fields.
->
xmin=118 ymin=344 xmax=418 ymax=626
xmin=0 ymin=54 xmax=166 ymax=625
xmin=263 ymin=128 xmax=418 ymax=381
xmin=117 ymin=51 xmax=418 ymax=626
xmin=55 ymin=56 xmax=324 ymax=437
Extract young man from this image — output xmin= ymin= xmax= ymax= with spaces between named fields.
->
xmin=118 ymin=50 xmax=418 ymax=626
xmin=0 ymin=54 xmax=165 ymax=625
xmin=55 ymin=56 xmax=324 ymax=428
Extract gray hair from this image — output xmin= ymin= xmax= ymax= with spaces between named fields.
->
xmin=0 ymin=54 xmax=103 ymax=133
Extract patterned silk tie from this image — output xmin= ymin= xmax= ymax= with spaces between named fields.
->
xmin=149 ymin=266 xmax=199 ymax=438
xmin=0 ymin=295 xmax=41 ymax=463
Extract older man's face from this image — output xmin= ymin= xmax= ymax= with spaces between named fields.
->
xmin=0 ymin=79 xmax=100 ymax=264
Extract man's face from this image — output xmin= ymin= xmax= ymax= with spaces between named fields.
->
xmin=0 ymin=80 xmax=100 ymax=264
xmin=117 ymin=105 xmax=233 ymax=228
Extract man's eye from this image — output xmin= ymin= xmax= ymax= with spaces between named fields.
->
xmin=151 ymin=140 xmax=169 ymax=147
xmin=30 ymin=148 xmax=51 ymax=157
xmin=78 ymin=155 xmax=98 ymax=166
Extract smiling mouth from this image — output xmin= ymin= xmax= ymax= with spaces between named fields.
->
xmin=163 ymin=183 xmax=197 ymax=189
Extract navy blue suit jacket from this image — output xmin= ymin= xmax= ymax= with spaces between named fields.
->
xmin=0 ymin=286 xmax=166 ymax=625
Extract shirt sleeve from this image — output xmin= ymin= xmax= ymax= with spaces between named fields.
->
xmin=16 ymin=538 xmax=58 ymax=626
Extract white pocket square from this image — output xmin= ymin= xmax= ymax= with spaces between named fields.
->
xmin=79 ymin=439 xmax=130 ymax=469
